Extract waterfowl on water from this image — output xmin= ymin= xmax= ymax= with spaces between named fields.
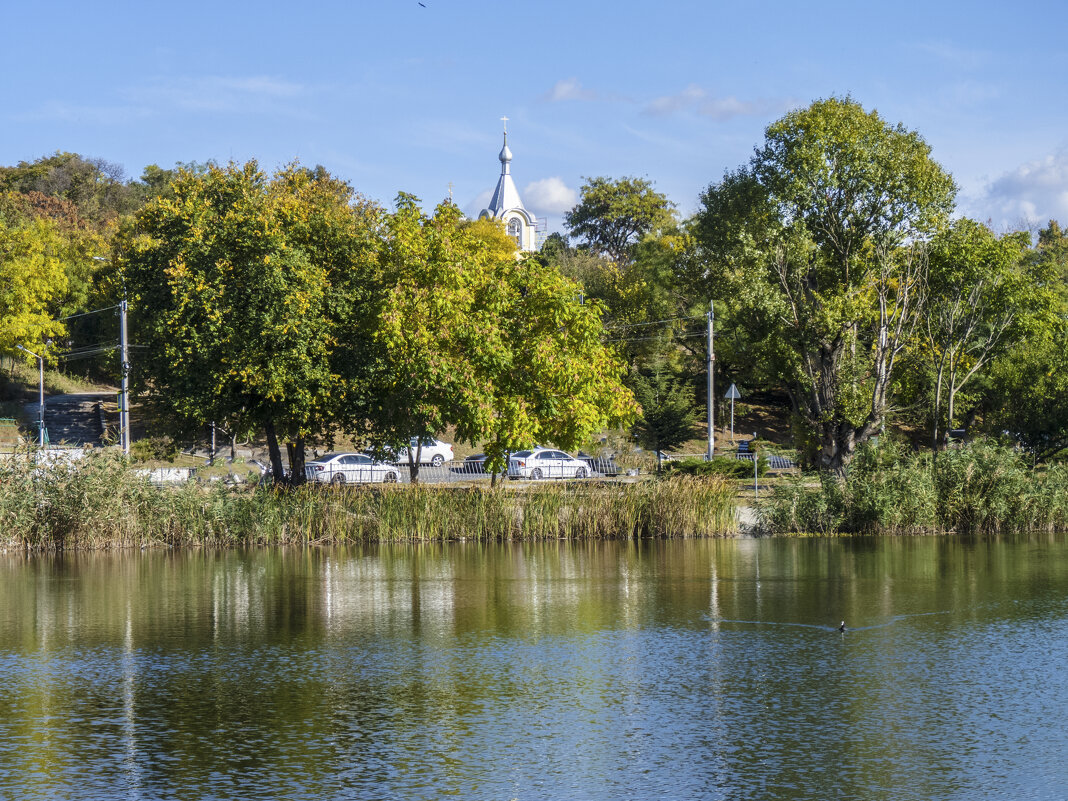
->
xmin=838 ymin=621 xmax=846 ymax=632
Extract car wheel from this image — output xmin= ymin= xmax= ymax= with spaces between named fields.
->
xmin=384 ymin=472 xmax=398 ymax=483
xmin=332 ymin=473 xmax=346 ymax=486
xmin=431 ymin=454 xmax=444 ymax=468
xmin=575 ymin=467 xmax=587 ymax=479
xmin=531 ymin=468 xmax=543 ymax=480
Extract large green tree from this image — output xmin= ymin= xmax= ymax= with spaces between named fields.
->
xmin=367 ymin=198 xmax=636 ymax=480
xmin=694 ymin=97 xmax=957 ymax=473
xmin=113 ymin=161 xmax=379 ymax=482
xmin=564 ymin=176 xmax=675 ymax=268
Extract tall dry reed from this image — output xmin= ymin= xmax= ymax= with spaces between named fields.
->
xmin=0 ymin=451 xmax=737 ymax=550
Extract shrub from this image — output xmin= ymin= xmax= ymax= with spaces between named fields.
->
xmin=932 ymin=441 xmax=1031 ymax=534
xmin=760 ymin=473 xmax=847 ymax=535
xmin=665 ymin=454 xmax=768 ymax=479
xmin=761 ymin=439 xmax=1068 ymax=535
xmin=130 ymin=436 xmax=178 ymax=463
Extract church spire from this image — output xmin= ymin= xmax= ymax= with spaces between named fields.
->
xmin=479 ymin=118 xmax=538 ymax=252
xmin=499 ymin=117 xmax=512 ymax=176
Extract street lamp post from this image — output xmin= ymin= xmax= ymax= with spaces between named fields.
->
xmin=15 ymin=344 xmax=45 ymax=448
xmin=119 ymin=297 xmax=130 ymax=455
xmin=706 ymin=300 xmax=715 ymax=460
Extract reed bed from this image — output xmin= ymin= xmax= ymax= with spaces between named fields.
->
xmin=0 ymin=451 xmax=737 ymax=550
xmin=762 ymin=440 xmax=1068 ymax=536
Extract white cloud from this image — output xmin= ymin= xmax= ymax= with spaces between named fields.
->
xmin=699 ymin=96 xmax=768 ymax=121
xmin=11 ymin=74 xmax=310 ymax=126
xmin=12 ymin=101 xmax=152 ymax=125
xmin=645 ymin=84 xmax=707 ymax=116
xmin=643 ymin=85 xmax=781 ymax=120
xmin=542 ymin=77 xmax=598 ymax=102
xmin=974 ymin=151 xmax=1068 ymax=228
xmin=911 ymin=40 xmax=991 ymax=71
xmin=124 ymin=75 xmax=309 ymax=114
xmin=523 ymin=177 xmax=578 ymax=216
xmin=464 ymin=189 xmax=493 ymax=220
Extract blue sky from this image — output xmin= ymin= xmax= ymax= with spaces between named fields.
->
xmin=4 ymin=0 xmax=1066 ymax=233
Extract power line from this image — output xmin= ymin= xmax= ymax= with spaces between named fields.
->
xmin=61 ymin=342 xmax=120 ymax=355
xmin=604 ymin=332 xmax=707 ymax=344
xmin=57 ymin=348 xmax=117 ymax=362
xmin=59 ymin=305 xmax=121 ymax=322
xmin=604 ymin=314 xmax=704 ymax=331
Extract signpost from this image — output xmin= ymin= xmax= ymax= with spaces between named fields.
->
xmin=725 ymin=383 xmax=741 ymax=441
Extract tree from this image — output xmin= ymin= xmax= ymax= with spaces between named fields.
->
xmin=564 ymin=176 xmax=675 ymax=267
xmin=366 ymin=197 xmax=637 ymax=481
xmin=113 ymin=162 xmax=378 ymax=483
xmin=630 ymin=359 xmax=697 ymax=472
xmin=694 ymin=97 xmax=956 ymax=473
xmin=474 ymin=256 xmax=639 ymax=475
xmin=0 ymin=152 xmax=140 ymax=225
xmin=363 ymin=195 xmax=506 ymax=482
xmin=0 ymin=214 xmax=69 ymax=359
xmin=983 ymin=219 xmax=1068 ymax=461
xmin=920 ymin=219 xmax=1041 ymax=448
xmin=989 ymin=328 xmax=1068 ymax=462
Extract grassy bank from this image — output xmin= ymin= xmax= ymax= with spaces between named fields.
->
xmin=762 ymin=440 xmax=1068 ymax=535
xmin=0 ymin=451 xmax=737 ymax=550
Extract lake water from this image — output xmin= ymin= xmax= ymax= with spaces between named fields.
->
xmin=1 ymin=536 xmax=1066 ymax=800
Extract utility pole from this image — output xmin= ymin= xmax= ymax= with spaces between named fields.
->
xmin=706 ymin=300 xmax=715 ymax=460
xmin=119 ymin=297 xmax=130 ymax=456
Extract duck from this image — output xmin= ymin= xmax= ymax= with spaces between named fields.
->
xmin=838 ymin=621 xmax=846 ymax=632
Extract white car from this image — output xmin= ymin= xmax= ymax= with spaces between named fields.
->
xmin=508 ymin=448 xmax=590 ymax=480
xmin=305 ymin=453 xmax=400 ymax=485
xmin=389 ymin=437 xmax=454 ymax=467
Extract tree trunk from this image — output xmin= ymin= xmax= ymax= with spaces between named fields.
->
xmin=932 ymin=357 xmax=945 ymax=452
xmin=287 ymin=437 xmax=306 ymax=485
xmin=946 ymin=374 xmax=957 ymax=438
xmin=818 ymin=420 xmax=856 ymax=477
xmin=265 ymin=421 xmax=285 ymax=485
xmin=408 ymin=441 xmax=422 ymax=484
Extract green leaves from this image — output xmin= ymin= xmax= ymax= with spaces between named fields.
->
xmin=115 ymin=162 xmax=367 ymax=452
xmin=696 ymin=98 xmax=956 ymax=472
xmin=630 ymin=359 xmax=698 ymax=463
xmin=368 ymin=197 xmax=636 ymax=474
xmin=0 ymin=215 xmax=69 ymax=359
xmin=564 ymin=176 xmax=675 ymax=267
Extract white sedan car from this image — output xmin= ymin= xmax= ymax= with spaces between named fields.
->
xmin=389 ymin=437 xmax=454 ymax=467
xmin=508 ymin=448 xmax=591 ymax=480
xmin=305 ymin=453 xmax=400 ymax=485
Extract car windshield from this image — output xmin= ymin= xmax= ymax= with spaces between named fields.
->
xmin=511 ymin=450 xmax=532 ymax=458
xmin=315 ymin=453 xmax=342 ymax=462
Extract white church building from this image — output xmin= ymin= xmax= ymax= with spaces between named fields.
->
xmin=478 ymin=123 xmax=543 ymax=252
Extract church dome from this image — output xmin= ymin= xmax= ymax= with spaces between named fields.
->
xmin=499 ymin=142 xmax=512 ymax=164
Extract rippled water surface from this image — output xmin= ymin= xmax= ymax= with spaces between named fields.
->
xmin=2 ymin=536 xmax=1067 ymax=800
